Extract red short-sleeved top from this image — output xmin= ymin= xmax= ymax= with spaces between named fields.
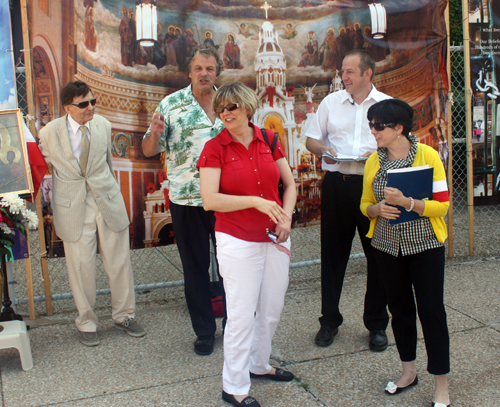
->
xmin=197 ymin=122 xmax=285 ymax=242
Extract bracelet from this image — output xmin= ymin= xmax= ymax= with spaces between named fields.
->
xmin=405 ymin=197 xmax=414 ymax=212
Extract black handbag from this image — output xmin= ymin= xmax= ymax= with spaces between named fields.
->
xmin=260 ymin=128 xmax=284 ymax=199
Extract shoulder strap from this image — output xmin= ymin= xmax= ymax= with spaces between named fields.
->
xmin=260 ymin=128 xmax=279 ymax=153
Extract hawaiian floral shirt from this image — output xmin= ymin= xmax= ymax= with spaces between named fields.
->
xmin=144 ymin=85 xmax=224 ymax=206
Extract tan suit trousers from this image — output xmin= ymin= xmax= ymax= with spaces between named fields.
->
xmin=63 ymin=189 xmax=136 ymax=332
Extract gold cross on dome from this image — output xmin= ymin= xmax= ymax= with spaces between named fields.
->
xmin=261 ymin=1 xmax=272 ymax=19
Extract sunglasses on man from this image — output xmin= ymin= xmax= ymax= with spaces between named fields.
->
xmin=368 ymin=122 xmax=395 ymax=131
xmin=70 ymin=98 xmax=97 ymax=109
xmin=214 ymin=103 xmax=240 ymax=114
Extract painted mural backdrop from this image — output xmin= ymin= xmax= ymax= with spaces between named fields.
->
xmin=31 ymin=0 xmax=449 ymax=255
xmin=468 ymin=0 xmax=500 ymax=204
xmin=0 ymin=2 xmax=17 ymax=110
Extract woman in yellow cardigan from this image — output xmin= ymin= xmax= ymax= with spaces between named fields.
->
xmin=360 ymin=99 xmax=450 ymax=407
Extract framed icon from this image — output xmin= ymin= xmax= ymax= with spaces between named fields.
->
xmin=0 ymin=109 xmax=34 ymax=198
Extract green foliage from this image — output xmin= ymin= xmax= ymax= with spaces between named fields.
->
xmin=449 ymin=0 xmax=464 ymax=46
xmin=293 ymin=376 xmax=310 ymax=390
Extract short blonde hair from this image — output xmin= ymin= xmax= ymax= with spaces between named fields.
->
xmin=212 ymin=81 xmax=259 ymax=119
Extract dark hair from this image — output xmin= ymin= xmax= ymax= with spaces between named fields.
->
xmin=344 ymin=49 xmax=376 ymax=80
xmin=367 ymin=99 xmax=414 ymax=137
xmin=186 ymin=45 xmax=224 ymax=77
xmin=61 ymin=81 xmax=92 ymax=107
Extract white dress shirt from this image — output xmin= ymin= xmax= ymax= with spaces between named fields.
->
xmin=66 ymin=114 xmax=91 ymax=163
xmin=305 ymin=86 xmax=391 ymax=175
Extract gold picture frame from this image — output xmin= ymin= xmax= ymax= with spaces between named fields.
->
xmin=0 ymin=109 xmax=34 ymax=198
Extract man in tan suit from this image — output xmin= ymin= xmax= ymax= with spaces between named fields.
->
xmin=39 ymin=81 xmax=145 ymax=346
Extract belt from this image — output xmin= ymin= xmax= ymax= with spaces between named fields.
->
xmin=328 ymin=171 xmax=363 ymax=182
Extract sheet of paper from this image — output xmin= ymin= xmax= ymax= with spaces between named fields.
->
xmin=321 ymin=150 xmax=368 ymax=162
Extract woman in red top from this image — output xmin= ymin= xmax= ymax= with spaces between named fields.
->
xmin=198 ymin=81 xmax=296 ymax=407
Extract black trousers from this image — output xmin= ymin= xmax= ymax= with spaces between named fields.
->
xmin=170 ymin=201 xmax=225 ymax=338
xmin=319 ymin=171 xmax=389 ymax=331
xmin=373 ymin=246 xmax=450 ymax=375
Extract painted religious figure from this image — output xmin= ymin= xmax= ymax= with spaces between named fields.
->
xmin=350 ymin=22 xmax=364 ymax=49
xmin=298 ymin=31 xmax=319 ymax=67
xmin=280 ymin=23 xmax=297 ymax=40
xmin=185 ymin=28 xmax=198 ymax=59
xmin=239 ymin=23 xmax=254 ymax=38
xmin=163 ymin=25 xmax=178 ymax=66
xmin=84 ymin=6 xmax=97 ymax=52
xmin=174 ymin=27 xmax=187 ymax=71
xmin=319 ymin=27 xmax=341 ymax=71
xmin=223 ymin=33 xmax=242 ymax=69
xmin=338 ymin=27 xmax=351 ymax=59
xmin=0 ymin=111 xmax=32 ymax=196
xmin=203 ymin=31 xmax=218 ymax=49
xmin=119 ymin=7 xmax=133 ymax=66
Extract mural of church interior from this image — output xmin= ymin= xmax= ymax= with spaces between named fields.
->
xmin=29 ymin=0 xmax=449 ymax=251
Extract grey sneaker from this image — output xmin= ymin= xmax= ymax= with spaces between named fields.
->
xmin=78 ymin=330 xmax=100 ymax=347
xmin=114 ymin=317 xmax=146 ymax=337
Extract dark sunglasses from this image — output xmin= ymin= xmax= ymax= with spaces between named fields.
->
xmin=70 ymin=98 xmax=97 ymax=109
xmin=369 ymin=122 xmax=395 ymax=131
xmin=214 ymin=103 xmax=240 ymax=114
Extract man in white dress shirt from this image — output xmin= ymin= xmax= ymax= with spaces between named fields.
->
xmin=39 ymin=81 xmax=144 ymax=346
xmin=305 ymin=50 xmax=390 ymax=351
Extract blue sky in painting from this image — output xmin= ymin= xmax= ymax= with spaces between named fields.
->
xmin=0 ymin=1 xmax=16 ymax=110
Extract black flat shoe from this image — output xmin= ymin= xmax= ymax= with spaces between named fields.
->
xmin=194 ymin=335 xmax=214 ymax=355
xmin=432 ymin=403 xmax=450 ymax=407
xmin=385 ymin=375 xmax=418 ymax=395
xmin=369 ymin=330 xmax=388 ymax=352
xmin=222 ymin=391 xmax=261 ymax=407
xmin=250 ymin=367 xmax=294 ymax=381
xmin=315 ymin=325 xmax=339 ymax=347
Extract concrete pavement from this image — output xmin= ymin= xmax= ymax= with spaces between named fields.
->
xmin=0 ymin=255 xmax=499 ymax=406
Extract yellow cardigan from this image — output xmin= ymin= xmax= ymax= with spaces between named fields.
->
xmin=360 ymin=143 xmax=449 ymax=243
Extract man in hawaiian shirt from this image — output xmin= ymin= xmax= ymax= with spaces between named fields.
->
xmin=142 ymin=46 xmax=224 ymax=356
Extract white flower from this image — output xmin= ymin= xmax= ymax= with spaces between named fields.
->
xmin=24 ymin=210 xmax=39 ymax=229
xmin=385 ymin=381 xmax=398 ymax=394
xmin=1 ymin=193 xmax=25 ymax=214
xmin=0 ymin=223 xmax=13 ymax=235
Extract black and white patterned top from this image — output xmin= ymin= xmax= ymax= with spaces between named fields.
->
xmin=371 ymin=135 xmax=444 ymax=257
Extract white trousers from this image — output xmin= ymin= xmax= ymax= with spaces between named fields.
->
xmin=63 ymin=189 xmax=136 ymax=332
xmin=216 ymin=232 xmax=290 ymax=395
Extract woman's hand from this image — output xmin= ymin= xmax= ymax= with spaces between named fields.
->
xmin=368 ymin=199 xmax=401 ymax=220
xmin=275 ymin=219 xmax=292 ymax=243
xmin=254 ymin=197 xmax=290 ymax=225
xmin=384 ymin=187 xmax=407 ymax=207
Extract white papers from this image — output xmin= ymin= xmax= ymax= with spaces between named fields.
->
xmin=386 ymin=165 xmax=429 ymax=173
xmin=321 ymin=150 xmax=368 ymax=162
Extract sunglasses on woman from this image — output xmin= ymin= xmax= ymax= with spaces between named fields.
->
xmin=70 ymin=98 xmax=97 ymax=109
xmin=368 ymin=122 xmax=395 ymax=131
xmin=214 ymin=103 xmax=240 ymax=114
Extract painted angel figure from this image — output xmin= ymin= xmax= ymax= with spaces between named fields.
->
xmin=301 ymin=84 xmax=317 ymax=113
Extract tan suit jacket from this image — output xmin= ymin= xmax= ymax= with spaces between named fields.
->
xmin=39 ymin=114 xmax=129 ymax=242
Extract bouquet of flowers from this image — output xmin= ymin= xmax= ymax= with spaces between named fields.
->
xmin=0 ymin=193 xmax=39 ymax=259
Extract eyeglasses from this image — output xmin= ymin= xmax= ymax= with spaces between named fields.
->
xmin=214 ymin=103 xmax=240 ymax=114
xmin=70 ymin=98 xmax=97 ymax=109
xmin=368 ymin=122 xmax=395 ymax=131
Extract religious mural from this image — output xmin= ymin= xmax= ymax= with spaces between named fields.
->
xmin=0 ymin=1 xmax=17 ymax=111
xmin=29 ymin=0 xmax=449 ymax=254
